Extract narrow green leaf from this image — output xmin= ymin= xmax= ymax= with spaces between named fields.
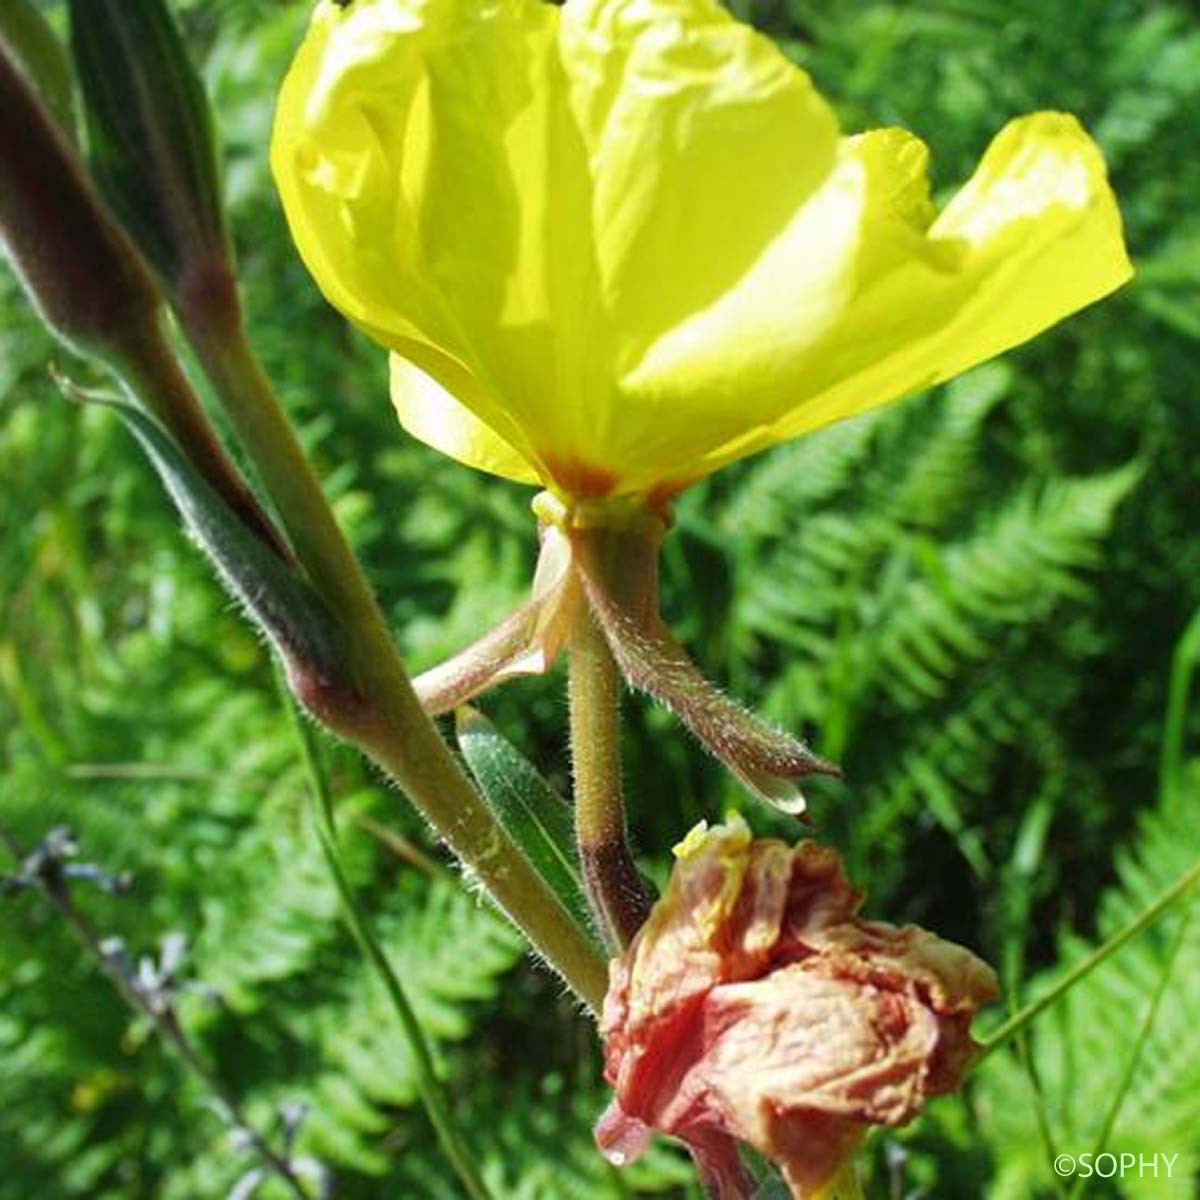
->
xmin=455 ymin=707 xmax=600 ymax=950
xmin=976 ymin=856 xmax=1200 ymax=1062
xmin=67 ymin=0 xmax=227 ymax=294
xmin=85 ymin=388 xmax=345 ymax=692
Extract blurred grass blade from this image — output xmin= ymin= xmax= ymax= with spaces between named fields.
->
xmin=0 ymin=0 xmax=78 ymax=140
xmin=455 ymin=706 xmax=600 ymax=950
xmin=67 ymin=0 xmax=228 ymax=296
xmin=1159 ymin=601 xmax=1200 ymax=807
xmin=80 ymin=386 xmax=346 ymax=697
xmin=999 ymin=793 xmax=1055 ymax=996
xmin=1066 ymin=900 xmax=1195 ymax=1200
xmin=282 ymin=687 xmax=494 ymax=1200
xmin=976 ymin=856 xmax=1200 ymax=1063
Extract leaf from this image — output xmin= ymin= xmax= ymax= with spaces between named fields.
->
xmin=90 ymin=391 xmax=346 ymax=691
xmin=67 ymin=0 xmax=227 ymax=292
xmin=455 ymin=707 xmax=600 ymax=950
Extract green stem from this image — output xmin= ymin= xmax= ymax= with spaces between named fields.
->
xmin=180 ymin=291 xmax=386 ymax=636
xmin=568 ymin=604 xmax=651 ymax=950
xmin=180 ymin=296 xmax=607 ymax=1010
xmin=1015 ymin=1032 xmax=1067 ymax=1199
xmin=976 ymin=858 xmax=1200 ymax=1063
xmin=1159 ymin=602 xmax=1200 ymax=807
xmin=283 ymin=690 xmax=493 ymax=1200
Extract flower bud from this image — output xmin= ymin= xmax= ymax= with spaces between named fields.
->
xmin=0 ymin=38 xmax=159 ymax=356
xmin=67 ymin=0 xmax=232 ymax=315
xmin=597 ymin=817 xmax=999 ymax=1198
xmin=0 ymin=35 xmax=289 ymax=564
xmin=0 ymin=0 xmax=78 ymax=141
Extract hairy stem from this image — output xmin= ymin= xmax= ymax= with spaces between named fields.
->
xmin=568 ymin=603 xmax=651 ymax=951
xmin=179 ymin=291 xmax=607 ymax=1009
xmin=284 ymin=689 xmax=493 ymax=1200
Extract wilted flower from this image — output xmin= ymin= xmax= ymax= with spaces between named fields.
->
xmin=270 ymin=0 xmax=1131 ymax=805
xmin=0 ymin=34 xmax=158 ymax=356
xmin=596 ymin=817 xmax=1000 ymax=1198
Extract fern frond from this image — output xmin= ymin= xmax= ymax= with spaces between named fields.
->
xmin=974 ymin=780 xmax=1200 ymax=1198
xmin=869 ymin=463 xmax=1141 ymax=713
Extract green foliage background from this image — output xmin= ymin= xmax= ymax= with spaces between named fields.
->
xmin=2 ymin=0 xmax=1199 ymax=1196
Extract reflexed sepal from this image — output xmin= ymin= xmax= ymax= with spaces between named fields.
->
xmin=414 ymin=524 xmax=579 ymax=713
xmin=415 ymin=596 xmax=555 ymax=715
xmin=572 ymin=526 xmax=841 ymax=814
xmin=79 ymin=387 xmax=349 ymax=707
xmin=456 ymin=706 xmax=601 ymax=950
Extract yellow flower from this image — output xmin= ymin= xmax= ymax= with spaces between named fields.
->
xmin=270 ymin=0 xmax=1133 ymax=814
xmin=272 ymin=0 xmax=1131 ymax=506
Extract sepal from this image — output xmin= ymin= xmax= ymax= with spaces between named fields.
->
xmin=413 ymin=524 xmax=579 ymax=713
xmin=571 ymin=525 xmax=841 ymax=814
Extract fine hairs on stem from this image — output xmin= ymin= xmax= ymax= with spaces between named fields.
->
xmin=177 ymin=295 xmax=608 ymax=1012
xmin=281 ymin=682 xmax=494 ymax=1200
xmin=567 ymin=604 xmax=653 ymax=951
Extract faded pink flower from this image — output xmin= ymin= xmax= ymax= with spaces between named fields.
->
xmin=596 ymin=817 xmax=999 ymax=1198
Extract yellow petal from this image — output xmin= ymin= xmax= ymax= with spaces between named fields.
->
xmin=271 ymin=0 xmax=583 ymax=476
xmin=272 ymin=0 xmax=840 ymax=496
xmin=554 ymin=0 xmax=843 ymax=494
xmin=714 ymin=113 xmax=1133 ymax=466
xmin=389 ymin=354 xmax=540 ymax=484
xmin=274 ymin=2 xmax=1131 ymax=499
xmin=561 ymin=0 xmax=839 ymax=361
